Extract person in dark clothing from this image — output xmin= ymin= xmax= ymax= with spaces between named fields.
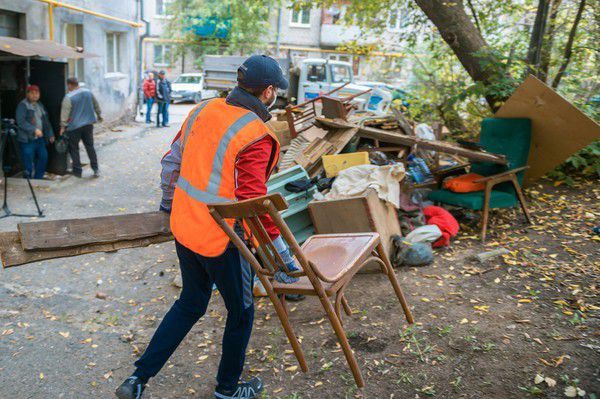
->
xmin=155 ymin=70 xmax=171 ymax=128
xmin=15 ymin=85 xmax=55 ymax=179
xmin=115 ymin=55 xmax=291 ymax=399
xmin=60 ymin=77 xmax=103 ymax=178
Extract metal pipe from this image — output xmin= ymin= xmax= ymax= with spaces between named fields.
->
xmin=138 ymin=0 xmax=150 ymax=116
xmin=275 ymin=6 xmax=282 ymax=55
xmin=48 ymin=4 xmax=54 ymax=40
xmin=37 ymin=0 xmax=143 ymax=28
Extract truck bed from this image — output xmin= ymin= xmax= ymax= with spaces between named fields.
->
xmin=203 ymin=55 xmax=290 ymax=92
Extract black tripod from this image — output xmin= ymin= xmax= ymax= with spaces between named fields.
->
xmin=0 ymin=118 xmax=44 ymax=219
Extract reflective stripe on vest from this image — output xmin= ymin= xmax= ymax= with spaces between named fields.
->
xmin=181 ymin=100 xmax=211 ymax=152
xmin=205 ymin=112 xmax=258 ymax=194
xmin=176 ymin=175 xmax=231 ymax=204
xmin=176 ymin=104 xmax=260 ymax=204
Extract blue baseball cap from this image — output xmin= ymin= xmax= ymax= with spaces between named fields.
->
xmin=237 ymin=55 xmax=289 ymax=90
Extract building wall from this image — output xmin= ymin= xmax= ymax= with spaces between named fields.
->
xmin=271 ymin=5 xmax=321 ymax=48
xmin=140 ymin=0 xmax=195 ymax=78
xmin=0 ymin=0 xmax=139 ymax=123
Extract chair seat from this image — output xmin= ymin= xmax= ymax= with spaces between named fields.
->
xmin=429 ymin=189 xmax=518 ymax=211
xmin=273 ymin=233 xmax=380 ymax=296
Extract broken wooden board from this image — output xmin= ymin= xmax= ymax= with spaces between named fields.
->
xmin=294 ymin=137 xmax=334 ymax=172
xmin=18 ymin=211 xmax=171 ymax=251
xmin=0 ymin=231 xmax=173 ymax=268
xmin=283 ymin=126 xmax=358 ymax=177
xmin=495 ymin=75 xmax=600 ymax=184
xmin=316 ymin=117 xmax=507 ymax=165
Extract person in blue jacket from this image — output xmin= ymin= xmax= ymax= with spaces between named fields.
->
xmin=15 ymin=85 xmax=55 ymax=179
xmin=155 ymin=70 xmax=172 ymax=128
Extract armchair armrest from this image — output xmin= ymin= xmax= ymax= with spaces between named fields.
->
xmin=473 ymin=166 xmax=529 ymax=184
xmin=432 ymin=163 xmax=470 ymax=177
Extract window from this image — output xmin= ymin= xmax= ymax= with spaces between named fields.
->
xmin=0 ymin=10 xmax=20 ymax=38
xmin=330 ymin=64 xmax=351 ymax=83
xmin=65 ymin=24 xmax=84 ymax=81
xmin=153 ymin=44 xmax=172 ymax=66
xmin=174 ymin=75 xmax=201 ymax=84
xmin=290 ymin=6 xmax=310 ymax=27
xmin=328 ymin=54 xmax=351 ymax=63
xmin=106 ymin=32 xmax=122 ymax=73
xmin=306 ymin=64 xmax=326 ymax=82
xmin=388 ymin=5 xmax=408 ymax=31
xmin=156 ymin=0 xmax=173 ymax=17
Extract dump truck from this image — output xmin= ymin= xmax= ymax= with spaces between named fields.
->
xmin=202 ymin=55 xmax=374 ymax=107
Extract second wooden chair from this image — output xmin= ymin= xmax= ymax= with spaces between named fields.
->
xmin=208 ymin=193 xmax=414 ymax=388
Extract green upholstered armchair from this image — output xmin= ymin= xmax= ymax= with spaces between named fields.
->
xmin=428 ymin=118 xmax=533 ymax=241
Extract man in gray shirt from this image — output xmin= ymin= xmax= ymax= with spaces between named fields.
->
xmin=60 ymin=77 xmax=103 ymax=178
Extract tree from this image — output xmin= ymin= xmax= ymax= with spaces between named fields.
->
xmin=551 ymin=0 xmax=587 ymax=88
xmin=301 ymin=0 xmax=596 ymax=113
xmin=165 ymin=0 xmax=276 ymax=65
xmin=413 ymin=0 xmax=509 ymax=110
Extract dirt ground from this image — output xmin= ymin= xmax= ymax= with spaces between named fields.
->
xmin=0 ymin=111 xmax=598 ymax=398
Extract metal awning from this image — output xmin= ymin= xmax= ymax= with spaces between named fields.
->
xmin=0 ymin=36 xmax=98 ymax=59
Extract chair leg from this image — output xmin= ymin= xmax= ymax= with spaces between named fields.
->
xmin=259 ymin=275 xmax=308 ymax=372
xmin=511 ymin=175 xmax=533 ymax=225
xmin=279 ymin=294 xmax=288 ymax=316
xmin=335 ymin=292 xmax=345 ymax=327
xmin=481 ymin=185 xmax=492 ymax=242
xmin=341 ymin=295 xmax=352 ymax=316
xmin=376 ymin=242 xmax=414 ymax=324
xmin=317 ymin=293 xmax=365 ymax=387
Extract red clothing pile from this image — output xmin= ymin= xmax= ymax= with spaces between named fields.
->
xmin=423 ymin=206 xmax=459 ymax=248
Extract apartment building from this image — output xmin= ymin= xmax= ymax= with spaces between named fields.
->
xmin=140 ymin=1 xmax=410 ymax=82
xmin=0 ymin=0 xmax=140 ymax=123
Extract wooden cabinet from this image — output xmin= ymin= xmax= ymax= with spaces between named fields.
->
xmin=308 ymin=189 xmax=401 ymax=272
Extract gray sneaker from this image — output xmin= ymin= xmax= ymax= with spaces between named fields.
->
xmin=115 ymin=376 xmax=145 ymax=399
xmin=214 ymin=377 xmax=263 ymax=399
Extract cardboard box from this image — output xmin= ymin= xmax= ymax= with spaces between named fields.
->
xmin=322 ymin=152 xmax=369 ymax=178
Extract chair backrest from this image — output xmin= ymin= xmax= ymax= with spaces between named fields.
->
xmin=208 ymin=193 xmax=320 ymax=283
xmin=472 ymin=118 xmax=531 ymax=192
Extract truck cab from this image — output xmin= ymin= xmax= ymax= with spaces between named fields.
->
xmin=296 ymin=58 xmax=371 ymax=105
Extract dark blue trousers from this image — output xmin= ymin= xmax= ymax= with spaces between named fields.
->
xmin=145 ymin=97 xmax=155 ymax=123
xmin=19 ymin=138 xmax=48 ymax=179
xmin=156 ymin=102 xmax=169 ymax=126
xmin=133 ymin=241 xmax=254 ymax=390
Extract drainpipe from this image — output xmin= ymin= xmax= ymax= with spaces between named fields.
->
xmin=275 ymin=5 xmax=282 ymax=56
xmin=138 ymin=0 xmax=151 ymax=115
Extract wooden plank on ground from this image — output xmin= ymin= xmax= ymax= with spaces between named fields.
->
xmin=18 ymin=211 xmax=171 ymax=251
xmin=0 ymin=231 xmax=173 ymax=268
xmin=316 ymin=117 xmax=507 ymax=165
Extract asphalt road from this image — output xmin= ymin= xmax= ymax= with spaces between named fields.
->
xmin=0 ymin=103 xmax=203 ymax=398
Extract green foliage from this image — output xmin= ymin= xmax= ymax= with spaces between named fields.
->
xmin=548 ymin=140 xmax=600 ymax=183
xmin=165 ymin=0 xmax=277 ymax=67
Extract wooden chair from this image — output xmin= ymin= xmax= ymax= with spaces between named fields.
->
xmin=208 ymin=193 xmax=414 ymax=388
xmin=285 ymin=82 xmax=354 ymax=138
xmin=429 ymin=118 xmax=534 ymax=241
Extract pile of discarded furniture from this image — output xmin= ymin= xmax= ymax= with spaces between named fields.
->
xmin=1 ymin=75 xmax=598 ymax=389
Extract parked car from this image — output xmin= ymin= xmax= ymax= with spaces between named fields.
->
xmin=170 ymin=73 xmax=218 ymax=103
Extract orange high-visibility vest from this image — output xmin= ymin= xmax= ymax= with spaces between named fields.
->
xmin=170 ymin=98 xmax=280 ymax=257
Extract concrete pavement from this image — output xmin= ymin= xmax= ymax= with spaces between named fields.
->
xmin=0 ymin=103 xmax=217 ymax=398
